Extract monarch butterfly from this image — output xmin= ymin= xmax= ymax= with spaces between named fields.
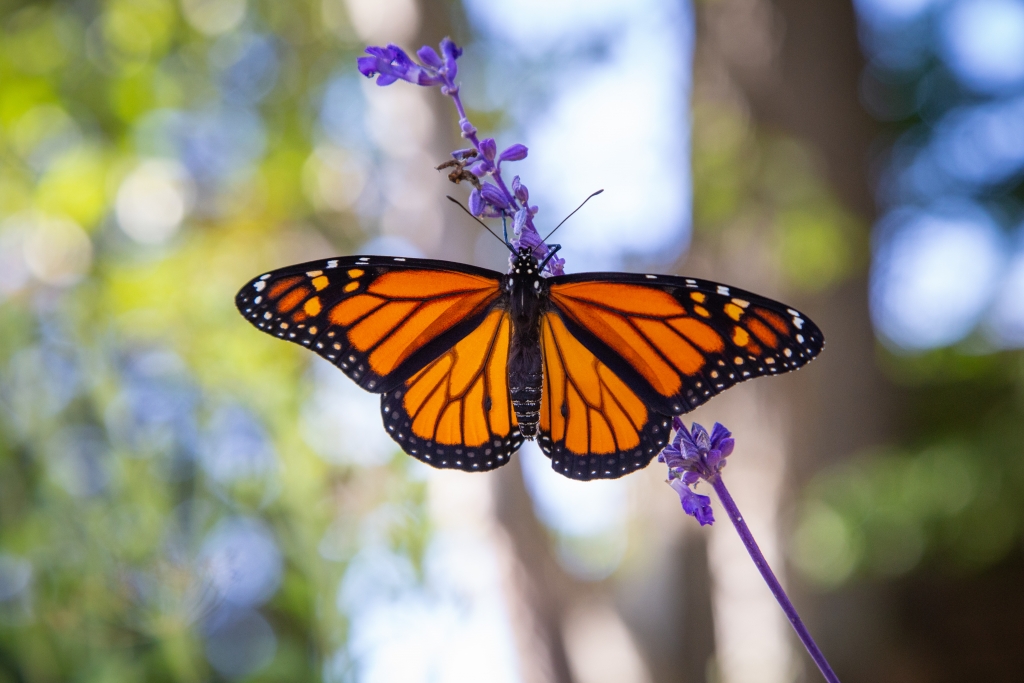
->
xmin=236 ymin=248 xmax=823 ymax=480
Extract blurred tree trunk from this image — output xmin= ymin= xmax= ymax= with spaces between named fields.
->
xmin=691 ymin=0 xmax=896 ymax=681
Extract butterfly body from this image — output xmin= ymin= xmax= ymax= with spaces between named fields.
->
xmin=505 ymin=248 xmax=549 ymax=439
xmin=237 ymin=252 xmax=824 ymax=481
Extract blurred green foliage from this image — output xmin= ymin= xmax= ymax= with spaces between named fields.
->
xmin=691 ymin=101 xmax=867 ymax=294
xmin=793 ymin=350 xmax=1024 ymax=588
xmin=0 ymin=0 xmax=431 ymax=680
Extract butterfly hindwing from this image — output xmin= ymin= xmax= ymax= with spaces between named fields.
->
xmin=537 ymin=311 xmax=674 ymax=480
xmin=381 ymin=308 xmax=524 ymax=471
xmin=235 ymin=256 xmax=504 ymax=394
xmin=545 ymin=273 xmax=824 ymax=417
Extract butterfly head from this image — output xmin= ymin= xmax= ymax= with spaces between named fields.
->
xmin=508 ymin=246 xmax=545 ymax=298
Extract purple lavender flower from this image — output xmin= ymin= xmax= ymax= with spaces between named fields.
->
xmin=659 ymin=419 xmax=734 ymax=525
xmin=356 ymin=38 xmax=564 ymax=276
xmin=661 ymin=422 xmax=843 ymax=682
xmin=660 ymin=419 xmax=733 ymax=479
xmin=357 ymin=38 xmax=461 ymax=88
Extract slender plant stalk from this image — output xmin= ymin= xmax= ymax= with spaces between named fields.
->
xmin=709 ymin=474 xmax=841 ymax=683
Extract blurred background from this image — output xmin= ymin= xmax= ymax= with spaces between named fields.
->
xmin=1 ymin=0 xmax=1023 ymax=680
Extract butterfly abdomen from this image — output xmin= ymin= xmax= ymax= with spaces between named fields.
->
xmin=506 ymin=258 xmax=546 ymax=440
xmin=508 ymin=333 xmax=543 ymax=439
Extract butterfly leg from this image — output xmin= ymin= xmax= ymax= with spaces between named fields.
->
xmin=538 ymin=244 xmax=562 ymax=272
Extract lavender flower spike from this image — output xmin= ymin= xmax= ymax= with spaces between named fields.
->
xmin=659 ymin=421 xmax=841 ymax=683
xmin=356 ymin=38 xmax=564 ymax=275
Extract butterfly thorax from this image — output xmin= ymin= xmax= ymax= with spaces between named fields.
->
xmin=505 ymin=249 xmax=547 ymax=440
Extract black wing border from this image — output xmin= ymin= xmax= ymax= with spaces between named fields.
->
xmin=235 ymin=255 xmax=509 ymax=393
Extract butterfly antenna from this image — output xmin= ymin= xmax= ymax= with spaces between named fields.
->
xmin=446 ymin=196 xmax=515 ymax=254
xmin=542 ymin=189 xmax=604 ymax=243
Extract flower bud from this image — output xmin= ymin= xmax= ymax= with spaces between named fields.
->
xmin=499 ymin=144 xmax=528 ymax=163
xmin=512 ymin=207 xmax=529 ymax=235
xmin=512 ymin=176 xmax=529 ymax=203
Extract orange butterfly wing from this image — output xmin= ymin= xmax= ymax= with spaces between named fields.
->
xmin=538 ymin=312 xmax=674 ymax=480
xmin=546 ymin=274 xmax=824 ymax=415
xmin=381 ymin=308 xmax=523 ymax=471
xmin=236 ymin=256 xmax=504 ymax=393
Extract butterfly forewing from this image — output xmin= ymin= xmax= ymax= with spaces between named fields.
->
xmin=381 ymin=308 xmax=523 ymax=472
xmin=235 ymin=256 xmax=505 ymax=394
xmin=545 ymin=273 xmax=824 ymax=417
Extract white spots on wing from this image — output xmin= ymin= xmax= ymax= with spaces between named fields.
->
xmin=327 ymin=260 xmax=339 ymax=268
xmin=717 ymin=285 xmax=730 ymax=295
xmin=787 ymin=308 xmax=799 ymax=316
xmin=685 ymin=279 xmax=697 ymax=287
xmin=254 ymin=280 xmax=266 ymax=292
xmin=259 ymin=274 xmax=271 ymax=280
xmin=645 ymin=274 xmax=657 ymax=279
xmin=306 ymin=270 xmax=323 ymax=277
xmin=783 ymin=348 xmax=793 ymax=357
xmin=263 ymin=312 xmax=272 ymax=320
xmin=796 ymin=334 xmax=804 ymax=344
xmin=732 ymin=297 xmax=750 ymax=308
xmin=393 ymin=257 xmax=406 ymax=262
xmin=793 ymin=317 xmax=804 ymax=330
xmin=253 ymin=296 xmax=262 ymax=304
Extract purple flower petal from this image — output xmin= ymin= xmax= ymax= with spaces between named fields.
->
xmin=710 ymin=422 xmax=734 ymax=457
xmin=669 ymin=479 xmax=715 ymax=526
xmin=468 ymin=189 xmax=484 ymax=216
xmin=440 ymin=37 xmax=462 ymax=78
xmin=480 ymin=138 xmax=497 ymax=161
xmin=479 ymin=182 xmax=508 ymax=209
xmin=365 ymin=46 xmax=394 ymax=60
xmin=417 ymin=45 xmax=442 ymax=68
xmin=692 ymin=423 xmax=712 ymax=452
xmin=357 ymin=56 xmax=380 ymax=77
xmin=375 ymin=73 xmax=398 ymax=86
xmin=460 ymin=119 xmax=477 ymax=137
xmin=518 ymin=225 xmax=542 ymax=249
xmin=499 ymin=144 xmax=528 ymax=163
